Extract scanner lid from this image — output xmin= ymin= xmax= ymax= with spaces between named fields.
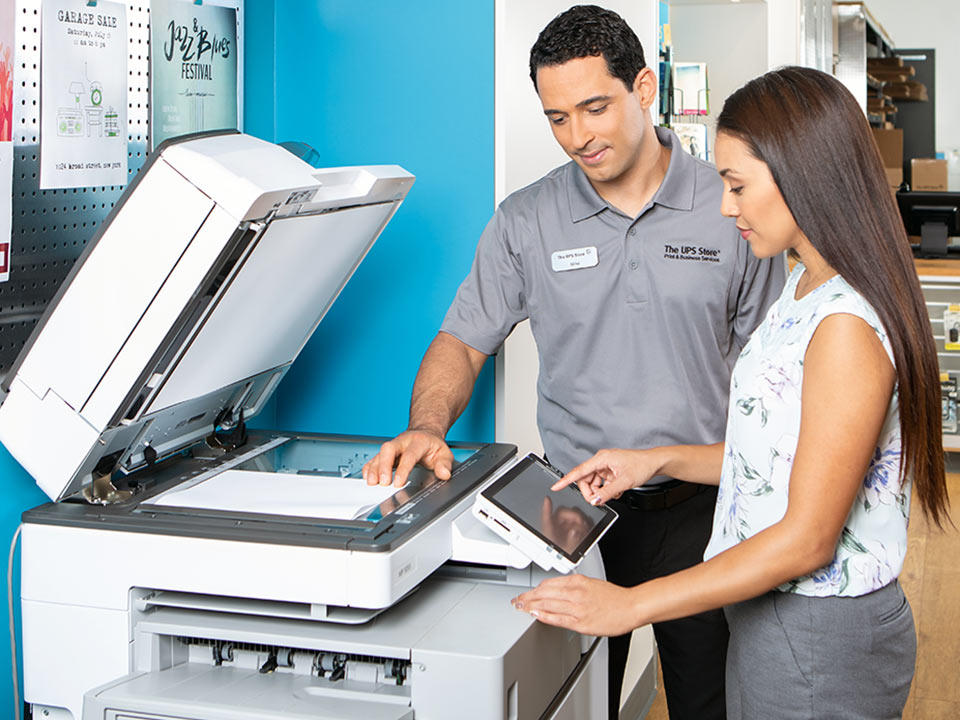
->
xmin=0 ymin=132 xmax=414 ymax=501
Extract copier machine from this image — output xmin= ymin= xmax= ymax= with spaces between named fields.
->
xmin=0 ymin=133 xmax=607 ymax=720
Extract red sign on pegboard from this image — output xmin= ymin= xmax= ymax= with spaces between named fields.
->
xmin=0 ymin=241 xmax=10 ymax=280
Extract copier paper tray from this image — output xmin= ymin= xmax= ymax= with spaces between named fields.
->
xmin=85 ymin=663 xmax=415 ymax=720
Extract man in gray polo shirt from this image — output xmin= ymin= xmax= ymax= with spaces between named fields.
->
xmin=364 ymin=6 xmax=784 ymax=720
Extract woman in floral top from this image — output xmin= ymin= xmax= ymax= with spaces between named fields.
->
xmin=514 ymin=67 xmax=950 ymax=719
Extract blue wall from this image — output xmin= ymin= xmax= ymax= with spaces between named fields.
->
xmin=243 ymin=0 xmax=276 ymax=146
xmin=0 ymin=1 xmax=497 ymax=714
xmin=0 ymin=452 xmax=46 ymax=715
xmin=256 ymin=1 xmax=497 ymax=439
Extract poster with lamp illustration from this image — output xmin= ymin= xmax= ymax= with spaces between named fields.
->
xmin=0 ymin=0 xmax=13 ymax=282
xmin=39 ymin=0 xmax=127 ymax=189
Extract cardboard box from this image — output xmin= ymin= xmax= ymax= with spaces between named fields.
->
xmin=886 ymin=81 xmax=929 ymax=101
xmin=868 ymin=66 xmax=915 ymax=83
xmin=911 ymin=158 xmax=947 ymax=191
xmin=867 ymin=57 xmax=905 ymax=69
xmin=872 ymin=128 xmax=903 ymax=169
xmin=885 ymin=166 xmax=903 ymax=191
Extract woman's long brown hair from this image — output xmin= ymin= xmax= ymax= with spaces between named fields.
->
xmin=717 ymin=66 xmax=949 ymax=527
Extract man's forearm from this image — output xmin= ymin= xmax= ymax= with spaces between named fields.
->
xmin=408 ymin=332 xmax=488 ymax=437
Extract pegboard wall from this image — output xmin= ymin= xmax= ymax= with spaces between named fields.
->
xmin=4 ymin=0 xmax=242 ymax=382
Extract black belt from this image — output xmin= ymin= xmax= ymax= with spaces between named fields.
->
xmin=618 ymin=479 xmax=708 ymax=511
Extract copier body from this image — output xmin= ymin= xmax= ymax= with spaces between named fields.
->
xmin=0 ymin=133 xmax=607 ymax=720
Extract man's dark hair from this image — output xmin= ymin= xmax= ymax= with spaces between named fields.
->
xmin=529 ymin=5 xmax=646 ymax=92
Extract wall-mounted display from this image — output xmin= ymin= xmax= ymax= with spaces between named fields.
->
xmin=673 ymin=121 xmax=709 ymax=162
xmin=673 ymin=61 xmax=708 ymax=115
xmin=39 ymin=0 xmax=128 ymax=189
xmin=150 ymin=0 xmax=239 ymax=149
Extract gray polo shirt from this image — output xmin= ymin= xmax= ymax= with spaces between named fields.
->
xmin=441 ymin=127 xmax=786 ymax=476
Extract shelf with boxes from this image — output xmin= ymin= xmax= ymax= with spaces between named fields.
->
xmin=834 ymin=2 xmax=896 ymax=118
xmin=866 ymin=56 xmax=929 ymax=128
xmin=870 ymin=77 xmax=943 ymax=192
xmin=865 ymin=58 xmax=909 ymax=128
xmin=869 ymin=56 xmax=927 ymax=103
xmin=834 ymin=3 xmax=942 ymax=192
xmin=914 ymin=259 xmax=960 ymax=450
xmin=868 ymin=54 xmax=941 ymax=192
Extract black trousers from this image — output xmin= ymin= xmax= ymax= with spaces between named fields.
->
xmin=600 ymin=485 xmax=728 ymax=720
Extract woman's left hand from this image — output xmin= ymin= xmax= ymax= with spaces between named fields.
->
xmin=511 ymin=574 xmax=642 ymax=637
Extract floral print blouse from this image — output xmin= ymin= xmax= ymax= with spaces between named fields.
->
xmin=703 ymin=263 xmax=908 ymax=597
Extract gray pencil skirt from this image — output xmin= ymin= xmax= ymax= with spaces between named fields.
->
xmin=723 ymin=581 xmax=915 ymax=720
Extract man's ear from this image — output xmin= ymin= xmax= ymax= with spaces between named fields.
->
xmin=633 ymin=67 xmax=658 ymax=110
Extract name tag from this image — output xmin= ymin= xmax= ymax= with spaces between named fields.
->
xmin=551 ymin=246 xmax=598 ymax=272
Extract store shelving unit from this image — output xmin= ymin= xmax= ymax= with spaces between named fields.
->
xmin=833 ymin=2 xmax=896 ymax=119
xmin=915 ymin=259 xmax=960 ymax=450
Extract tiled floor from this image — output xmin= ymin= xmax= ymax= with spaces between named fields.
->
xmin=644 ymin=472 xmax=960 ymax=720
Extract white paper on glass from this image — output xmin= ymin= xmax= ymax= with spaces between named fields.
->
xmin=145 ymin=469 xmax=405 ymax=520
xmin=40 ymin=0 xmax=128 ymax=189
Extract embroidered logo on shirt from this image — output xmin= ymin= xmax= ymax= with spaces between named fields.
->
xmin=663 ymin=244 xmax=721 ymax=263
